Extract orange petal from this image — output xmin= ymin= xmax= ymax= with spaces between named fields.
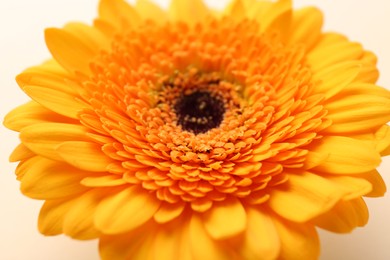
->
xmin=312 ymin=198 xmax=368 ymax=233
xmin=287 ymin=7 xmax=323 ymax=50
xmin=135 ymin=0 xmax=167 ymax=23
xmin=45 ymin=28 xmax=96 ymax=75
xmin=99 ymin=0 xmax=141 ymax=29
xmin=308 ymin=136 xmax=381 ymax=174
xmin=202 ymin=197 xmax=247 ymax=240
xmin=56 ymin=141 xmax=114 ymax=172
xmin=189 ymin=214 xmax=233 ymax=260
xmin=273 ymin=216 xmax=320 ymax=260
xmin=269 ymin=172 xmax=346 ymax=222
xmin=62 ymin=189 xmax=102 ymax=240
xmin=169 ymin=0 xmax=210 ymax=24
xmin=153 ymin=201 xmax=186 ymax=224
xmin=4 ymin=101 xmax=77 ymax=131
xmin=20 ymin=157 xmax=89 ymax=199
xmin=240 ymin=208 xmax=280 ymax=260
xmin=20 ymin=123 xmax=90 ymax=161
xmin=356 ymin=170 xmax=387 ymax=197
xmin=94 ymin=186 xmax=161 ymax=234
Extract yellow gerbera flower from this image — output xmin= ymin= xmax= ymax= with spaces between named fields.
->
xmin=4 ymin=0 xmax=389 ymax=259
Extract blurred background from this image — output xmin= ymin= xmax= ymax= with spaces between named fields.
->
xmin=0 ymin=0 xmax=389 ymax=259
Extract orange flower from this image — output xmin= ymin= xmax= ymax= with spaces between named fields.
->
xmin=4 ymin=0 xmax=389 ymax=259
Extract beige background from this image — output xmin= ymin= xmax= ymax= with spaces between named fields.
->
xmin=0 ymin=0 xmax=389 ymax=259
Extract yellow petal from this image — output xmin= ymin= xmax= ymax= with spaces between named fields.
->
xmin=153 ymin=201 xmax=186 ymax=223
xmin=313 ymin=198 xmax=368 ymax=233
xmin=224 ymin=0 xmax=246 ymax=20
xmin=63 ymin=189 xmax=102 ymax=240
xmin=308 ymin=38 xmax=363 ymax=72
xmin=240 ymin=208 xmax=280 ymax=260
xmin=20 ymin=123 xmax=90 ymax=161
xmin=325 ymin=175 xmax=372 ymax=200
xmin=63 ymin=22 xmax=110 ymax=51
xmin=80 ymin=175 xmax=127 ymax=187
xmin=269 ymin=172 xmax=346 ymax=222
xmin=9 ymin=143 xmax=35 ymax=162
xmin=251 ymin=0 xmax=292 ymax=38
xmin=135 ymin=0 xmax=167 ymax=23
xmin=3 ymin=101 xmax=76 ymax=131
xmin=152 ymin=219 xmax=186 ymax=260
xmin=189 ymin=214 xmax=233 ymax=260
xmin=287 ymin=7 xmax=323 ymax=50
xmin=324 ymin=94 xmax=390 ymax=134
xmin=312 ymin=61 xmax=360 ymax=99
xmin=356 ymin=170 xmax=387 ymax=197
xmin=99 ymin=224 xmax=156 ymax=260
xmin=38 ymin=198 xmax=75 ymax=236
xmin=169 ymin=0 xmax=210 ymax=24
xmin=273 ymin=217 xmax=319 ymax=260
xmin=94 ymin=186 xmax=161 ymax=234
xmin=20 ymin=157 xmax=89 ymax=200
xmin=202 ymin=197 xmax=247 ymax=240
xmin=99 ymin=0 xmax=141 ymax=29
xmin=355 ymin=51 xmax=379 ymax=83
xmin=45 ymin=28 xmax=97 ymax=75
xmin=308 ymin=136 xmax=381 ymax=174
xmin=56 ymin=141 xmax=114 ymax=172
xmin=22 ymin=85 xmax=88 ymax=119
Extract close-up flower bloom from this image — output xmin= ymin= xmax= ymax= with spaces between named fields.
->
xmin=3 ymin=0 xmax=390 ymax=259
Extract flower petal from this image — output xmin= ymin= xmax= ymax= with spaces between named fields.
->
xmin=287 ymin=7 xmax=323 ymax=50
xmin=312 ymin=198 xmax=368 ymax=233
xmin=308 ymin=136 xmax=381 ymax=174
xmin=19 ymin=123 xmax=90 ymax=161
xmin=169 ymin=0 xmax=210 ymax=24
xmin=99 ymin=0 xmax=141 ymax=29
xmin=135 ymin=0 xmax=167 ymax=23
xmin=153 ymin=201 xmax=186 ymax=224
xmin=273 ymin=217 xmax=320 ymax=260
xmin=22 ymin=85 xmax=88 ymax=119
xmin=3 ymin=101 xmax=76 ymax=131
xmin=9 ymin=143 xmax=35 ymax=162
xmin=269 ymin=172 xmax=346 ymax=222
xmin=312 ymin=62 xmax=360 ymax=99
xmin=325 ymin=175 xmax=372 ymax=200
xmin=356 ymin=170 xmax=387 ymax=197
xmin=56 ymin=141 xmax=114 ymax=172
xmin=94 ymin=186 xmax=161 ymax=234
xmin=63 ymin=189 xmax=103 ymax=240
xmin=324 ymin=94 xmax=390 ymax=134
xmin=45 ymin=28 xmax=97 ymax=75
xmin=202 ymin=196 xmax=247 ymax=240
xmin=189 ymin=214 xmax=233 ymax=260
xmin=20 ymin=157 xmax=89 ymax=200
xmin=38 ymin=197 xmax=75 ymax=236
xmin=240 ymin=208 xmax=280 ymax=260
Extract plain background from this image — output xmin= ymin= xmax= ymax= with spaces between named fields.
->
xmin=0 ymin=0 xmax=389 ymax=259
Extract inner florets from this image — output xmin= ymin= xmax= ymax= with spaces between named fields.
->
xmin=174 ymin=90 xmax=226 ymax=134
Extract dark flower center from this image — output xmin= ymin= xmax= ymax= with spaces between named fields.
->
xmin=174 ymin=91 xmax=225 ymax=134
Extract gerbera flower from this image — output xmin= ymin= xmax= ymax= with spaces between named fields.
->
xmin=4 ymin=0 xmax=389 ymax=259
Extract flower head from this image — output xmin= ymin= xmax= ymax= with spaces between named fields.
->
xmin=4 ymin=0 xmax=389 ymax=259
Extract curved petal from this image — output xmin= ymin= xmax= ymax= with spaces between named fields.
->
xmin=240 ymin=207 xmax=280 ymax=260
xmin=9 ymin=143 xmax=35 ymax=162
xmin=356 ymin=170 xmax=387 ymax=197
xmin=135 ymin=0 xmax=167 ymax=23
xmin=45 ymin=28 xmax=97 ymax=75
xmin=94 ymin=186 xmax=161 ymax=234
xmin=153 ymin=201 xmax=186 ymax=223
xmin=269 ymin=172 xmax=346 ymax=222
xmin=56 ymin=141 xmax=114 ymax=172
xmin=312 ymin=197 xmax=368 ymax=233
xmin=287 ymin=7 xmax=323 ymax=50
xmin=169 ymin=0 xmax=211 ymax=24
xmin=4 ymin=101 xmax=77 ymax=131
xmin=307 ymin=136 xmax=381 ymax=174
xmin=273 ymin=217 xmax=320 ymax=260
xmin=99 ymin=0 xmax=141 ymax=30
xmin=202 ymin=197 xmax=247 ymax=240
xmin=189 ymin=214 xmax=234 ymax=260
xmin=20 ymin=123 xmax=90 ymax=161
xmin=20 ymin=157 xmax=90 ymax=199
